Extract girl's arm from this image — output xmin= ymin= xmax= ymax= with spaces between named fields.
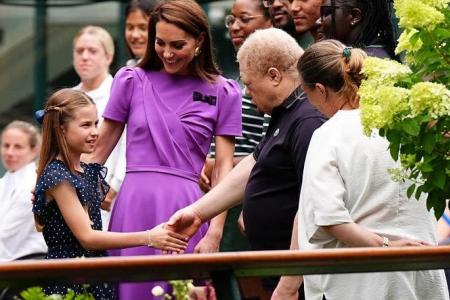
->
xmin=86 ymin=119 xmax=124 ymax=165
xmin=50 ymin=181 xmax=188 ymax=252
xmin=194 ymin=135 xmax=235 ymax=253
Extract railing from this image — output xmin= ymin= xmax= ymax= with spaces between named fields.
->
xmin=1 ymin=246 xmax=450 ymax=300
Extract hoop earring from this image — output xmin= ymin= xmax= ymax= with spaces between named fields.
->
xmin=194 ymin=46 xmax=201 ymax=57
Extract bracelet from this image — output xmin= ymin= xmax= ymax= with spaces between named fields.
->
xmin=382 ymin=236 xmax=389 ymax=247
xmin=147 ymin=230 xmax=154 ymax=248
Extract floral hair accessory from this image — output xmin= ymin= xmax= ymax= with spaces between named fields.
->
xmin=343 ymin=47 xmax=352 ymax=61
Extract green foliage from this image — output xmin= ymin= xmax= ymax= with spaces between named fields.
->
xmin=359 ymin=0 xmax=450 ymax=219
xmin=19 ymin=287 xmax=95 ymax=300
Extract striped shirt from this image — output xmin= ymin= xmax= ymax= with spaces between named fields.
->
xmin=210 ymin=83 xmax=270 ymax=157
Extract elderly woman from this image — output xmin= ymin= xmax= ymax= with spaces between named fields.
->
xmin=274 ymin=39 xmax=449 ymax=300
xmin=167 ymin=27 xmax=324 ymax=296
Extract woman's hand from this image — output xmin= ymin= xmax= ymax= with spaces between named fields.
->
xmin=194 ymin=232 xmax=221 ymax=253
xmin=199 ymin=158 xmax=214 ymax=193
xmin=148 ymin=223 xmax=189 ymax=253
xmin=101 ymin=188 xmax=117 ymax=211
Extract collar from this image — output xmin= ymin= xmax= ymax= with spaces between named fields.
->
xmin=282 ymin=85 xmax=305 ymax=109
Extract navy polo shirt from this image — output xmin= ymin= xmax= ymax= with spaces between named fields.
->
xmin=243 ymin=87 xmax=326 ymax=251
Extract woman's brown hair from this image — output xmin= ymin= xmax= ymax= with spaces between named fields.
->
xmin=138 ymin=0 xmax=221 ymax=82
xmin=298 ymin=39 xmax=367 ymax=108
xmin=37 ymin=89 xmax=95 ymax=179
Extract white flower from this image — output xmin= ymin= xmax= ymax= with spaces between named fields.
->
xmin=152 ymin=285 xmax=165 ymax=297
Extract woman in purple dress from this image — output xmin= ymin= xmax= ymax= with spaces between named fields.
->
xmin=89 ymin=0 xmax=242 ymax=298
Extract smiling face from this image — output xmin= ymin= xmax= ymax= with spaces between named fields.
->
xmin=125 ymin=9 xmax=150 ymax=59
xmin=1 ymin=129 xmax=37 ymax=172
xmin=73 ymin=33 xmax=112 ymax=83
xmin=154 ymin=21 xmax=203 ymax=76
xmin=228 ymin=0 xmax=272 ymax=50
xmin=290 ymin=0 xmax=322 ymax=33
xmin=61 ymin=105 xmax=99 ymax=156
xmin=269 ymin=0 xmax=292 ymax=29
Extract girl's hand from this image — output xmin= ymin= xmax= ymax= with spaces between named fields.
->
xmin=148 ymin=223 xmax=189 ymax=253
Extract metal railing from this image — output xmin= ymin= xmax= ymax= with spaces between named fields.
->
xmin=1 ymin=246 xmax=450 ymax=300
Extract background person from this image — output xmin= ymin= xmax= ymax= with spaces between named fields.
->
xmin=88 ymin=0 xmax=242 ymax=298
xmin=264 ymin=0 xmax=316 ymax=48
xmin=72 ymin=25 xmax=126 ymax=229
xmin=124 ymin=0 xmax=160 ymax=66
xmin=287 ymin=0 xmax=322 ymax=48
xmin=273 ymin=39 xmax=448 ymax=300
xmin=0 ymin=121 xmax=47 ymax=262
xmin=315 ymin=0 xmax=398 ymax=58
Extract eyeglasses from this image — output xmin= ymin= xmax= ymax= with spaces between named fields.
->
xmin=224 ymin=14 xmax=265 ymax=28
xmin=320 ymin=5 xmax=353 ymax=21
xmin=262 ymin=0 xmax=290 ymax=8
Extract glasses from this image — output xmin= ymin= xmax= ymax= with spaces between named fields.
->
xmin=320 ymin=5 xmax=353 ymax=21
xmin=262 ymin=0 xmax=290 ymax=8
xmin=224 ymin=14 xmax=265 ymax=28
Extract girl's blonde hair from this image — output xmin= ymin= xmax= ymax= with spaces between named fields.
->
xmin=2 ymin=120 xmax=41 ymax=151
xmin=73 ymin=25 xmax=115 ymax=58
xmin=37 ymin=89 xmax=95 ymax=179
xmin=298 ymin=39 xmax=367 ymax=108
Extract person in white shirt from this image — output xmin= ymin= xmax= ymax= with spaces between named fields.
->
xmin=0 ymin=121 xmax=47 ymax=262
xmin=72 ymin=26 xmax=126 ymax=230
xmin=272 ymin=39 xmax=449 ymax=300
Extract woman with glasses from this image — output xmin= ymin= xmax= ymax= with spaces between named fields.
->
xmin=199 ymin=0 xmax=272 ymax=256
xmin=315 ymin=0 xmax=398 ymax=59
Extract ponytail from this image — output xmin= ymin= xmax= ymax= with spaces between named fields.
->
xmin=298 ymin=39 xmax=367 ymax=107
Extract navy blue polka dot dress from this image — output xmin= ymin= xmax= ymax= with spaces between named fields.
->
xmin=33 ymin=160 xmax=116 ymax=299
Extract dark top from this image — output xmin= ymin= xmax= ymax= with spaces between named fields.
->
xmin=33 ymin=160 xmax=115 ymax=299
xmin=243 ymin=87 xmax=326 ymax=251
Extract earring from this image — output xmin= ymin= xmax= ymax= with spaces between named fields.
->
xmin=194 ymin=46 xmax=201 ymax=57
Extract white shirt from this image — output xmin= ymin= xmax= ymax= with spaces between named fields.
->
xmin=0 ymin=162 xmax=47 ymax=261
xmin=74 ymin=75 xmax=126 ymax=229
xmin=299 ymin=109 xmax=449 ymax=300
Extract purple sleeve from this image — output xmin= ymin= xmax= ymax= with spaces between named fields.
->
xmin=215 ymin=79 xmax=242 ymax=136
xmin=103 ymin=67 xmax=135 ymax=123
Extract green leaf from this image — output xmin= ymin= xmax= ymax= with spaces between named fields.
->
xmin=402 ymin=119 xmax=421 ymax=136
xmin=407 ymin=184 xmax=416 ymax=198
xmin=434 ymin=28 xmax=450 ymax=38
xmin=432 ymin=193 xmax=446 ymax=219
xmin=415 ymin=185 xmax=423 ymax=200
xmin=431 ymin=171 xmax=447 ymax=190
xmin=389 ymin=143 xmax=400 ymax=161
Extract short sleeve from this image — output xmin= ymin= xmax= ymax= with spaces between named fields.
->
xmin=83 ymin=163 xmax=110 ymax=202
xmin=33 ymin=161 xmax=82 ymax=217
xmin=103 ymin=67 xmax=135 ymax=123
xmin=299 ymin=128 xmax=353 ymax=244
xmin=215 ymin=79 xmax=242 ymax=136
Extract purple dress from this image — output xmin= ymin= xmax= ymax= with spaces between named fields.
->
xmin=103 ymin=67 xmax=242 ymax=300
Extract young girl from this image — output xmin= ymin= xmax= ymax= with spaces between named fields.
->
xmin=33 ymin=88 xmax=188 ymax=299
